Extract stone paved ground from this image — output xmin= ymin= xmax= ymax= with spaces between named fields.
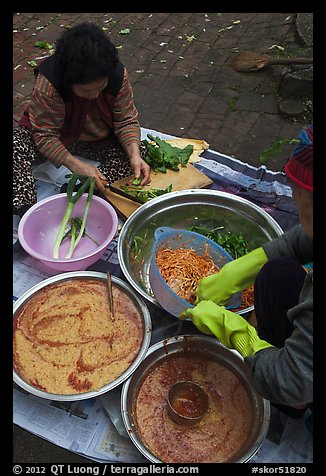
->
xmin=13 ymin=12 xmax=312 ymax=173
xmin=13 ymin=12 xmax=313 ymax=464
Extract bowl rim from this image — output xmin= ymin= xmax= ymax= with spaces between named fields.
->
xmin=121 ymin=334 xmax=270 ymax=463
xmin=17 ymin=193 xmax=118 ymax=263
xmin=13 ymin=271 xmax=152 ymax=401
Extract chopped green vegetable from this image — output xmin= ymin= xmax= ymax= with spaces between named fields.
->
xmin=121 ymin=184 xmax=172 ymax=202
xmin=142 ymin=134 xmax=193 ymax=173
xmin=188 ymin=225 xmax=250 ymax=259
xmin=132 ymin=177 xmax=141 ymax=185
xmin=53 ymin=174 xmax=93 ymax=258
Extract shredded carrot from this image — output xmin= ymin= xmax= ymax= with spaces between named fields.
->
xmin=242 ymin=284 xmax=254 ymax=308
xmin=233 ymin=284 xmax=255 ymax=311
xmin=155 ymin=246 xmax=219 ymax=304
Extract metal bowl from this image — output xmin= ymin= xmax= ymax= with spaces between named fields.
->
xmin=118 ymin=189 xmax=283 ymax=315
xmin=13 ymin=271 xmax=152 ymax=401
xmin=121 ymin=335 xmax=270 ymax=463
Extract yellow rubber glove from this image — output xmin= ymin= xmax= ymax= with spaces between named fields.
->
xmin=195 ymin=247 xmax=268 ymax=305
xmin=181 ymin=301 xmax=272 ymax=358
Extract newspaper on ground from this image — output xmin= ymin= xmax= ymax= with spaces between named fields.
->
xmin=13 ymin=387 xmax=147 ymax=463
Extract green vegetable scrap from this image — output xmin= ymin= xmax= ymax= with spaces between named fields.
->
xmin=121 ymin=184 xmax=172 ymax=203
xmin=27 ymin=60 xmax=37 ymax=67
xmin=53 ymin=173 xmax=96 ymax=259
xmin=119 ymin=28 xmax=131 ymax=35
xmin=34 ymin=40 xmax=54 ymax=50
xmin=188 ymin=225 xmax=250 ymax=259
xmin=143 ymin=134 xmax=193 ymax=173
xmin=260 ymin=138 xmax=299 ymax=163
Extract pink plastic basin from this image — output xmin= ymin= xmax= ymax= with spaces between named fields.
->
xmin=18 ymin=193 xmax=118 ymax=272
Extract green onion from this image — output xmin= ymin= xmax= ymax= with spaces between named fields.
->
xmin=65 ymin=178 xmax=96 ymax=258
xmin=53 ymin=173 xmax=91 ymax=258
xmin=62 ymin=217 xmax=100 ymax=246
xmin=120 ymin=183 xmax=172 ymax=202
xmin=66 ymin=217 xmax=78 ymax=259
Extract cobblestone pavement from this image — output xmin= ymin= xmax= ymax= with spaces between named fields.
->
xmin=13 ymin=12 xmax=312 ymax=464
xmin=13 ymin=12 xmax=312 ymax=173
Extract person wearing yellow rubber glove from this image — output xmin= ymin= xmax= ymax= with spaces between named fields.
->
xmin=195 ymin=246 xmax=268 ymax=306
xmin=181 ymin=301 xmax=272 ymax=357
xmin=182 ymin=126 xmax=313 ymax=422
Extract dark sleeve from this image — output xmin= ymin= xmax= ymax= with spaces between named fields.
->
xmin=262 ymin=224 xmax=313 ymax=265
xmin=246 ymin=272 xmax=313 ymax=405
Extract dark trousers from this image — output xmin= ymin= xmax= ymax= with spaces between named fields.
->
xmin=254 ymin=257 xmax=306 ymax=348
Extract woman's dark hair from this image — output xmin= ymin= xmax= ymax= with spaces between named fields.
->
xmin=54 ymin=22 xmax=119 ymax=87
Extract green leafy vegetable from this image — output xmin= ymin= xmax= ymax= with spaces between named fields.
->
xmin=120 ymin=184 xmax=172 ymax=202
xmin=53 ymin=174 xmax=94 ymax=258
xmin=260 ymin=138 xmax=299 ymax=163
xmin=119 ymin=28 xmax=131 ymax=35
xmin=142 ymin=134 xmax=193 ymax=173
xmin=188 ymin=225 xmax=250 ymax=259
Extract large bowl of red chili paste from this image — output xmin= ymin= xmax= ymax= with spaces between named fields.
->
xmin=121 ymin=335 xmax=270 ymax=463
xmin=13 ymin=271 xmax=152 ymax=401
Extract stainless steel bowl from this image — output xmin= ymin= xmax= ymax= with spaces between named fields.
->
xmin=121 ymin=335 xmax=270 ymax=463
xmin=13 ymin=271 xmax=152 ymax=401
xmin=118 ymin=189 xmax=283 ymax=315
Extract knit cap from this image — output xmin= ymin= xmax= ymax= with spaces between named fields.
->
xmin=285 ymin=126 xmax=313 ymax=191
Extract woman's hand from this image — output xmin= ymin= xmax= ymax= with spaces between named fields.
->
xmin=124 ymin=143 xmax=151 ymax=185
xmin=130 ymin=156 xmax=151 ymax=185
xmin=180 ymin=301 xmax=272 ymax=358
xmin=63 ymin=154 xmax=108 ymax=192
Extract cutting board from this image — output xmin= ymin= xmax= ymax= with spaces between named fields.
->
xmin=102 ymin=163 xmax=213 ymax=219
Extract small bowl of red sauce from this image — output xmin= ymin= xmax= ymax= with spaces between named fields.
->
xmin=167 ymin=381 xmax=209 ymax=426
